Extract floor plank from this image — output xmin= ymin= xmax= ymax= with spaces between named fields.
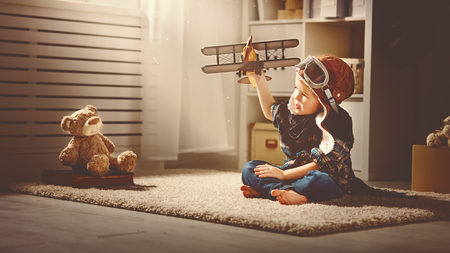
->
xmin=1 ymin=173 xmax=450 ymax=253
xmin=1 ymin=189 xmax=450 ymax=253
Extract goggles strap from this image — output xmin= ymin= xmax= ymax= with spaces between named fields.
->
xmin=324 ymin=88 xmax=339 ymax=114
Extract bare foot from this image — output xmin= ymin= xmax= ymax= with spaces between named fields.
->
xmin=240 ymin=185 xmax=262 ymax=198
xmin=271 ymin=189 xmax=308 ymax=205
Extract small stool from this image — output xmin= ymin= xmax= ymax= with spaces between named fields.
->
xmin=42 ymin=170 xmax=134 ymax=188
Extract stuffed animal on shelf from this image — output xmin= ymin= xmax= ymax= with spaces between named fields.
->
xmin=59 ymin=105 xmax=137 ymax=176
xmin=426 ymin=116 xmax=450 ymax=148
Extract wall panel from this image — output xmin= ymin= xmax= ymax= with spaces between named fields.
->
xmin=0 ymin=1 xmax=144 ymax=162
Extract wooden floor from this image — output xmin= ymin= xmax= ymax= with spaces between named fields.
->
xmin=1 ymin=181 xmax=449 ymax=253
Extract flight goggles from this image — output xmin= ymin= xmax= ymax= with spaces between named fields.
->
xmin=295 ymin=55 xmax=338 ymax=113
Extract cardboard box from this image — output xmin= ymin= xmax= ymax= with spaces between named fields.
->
xmin=251 ymin=123 xmax=286 ymax=165
xmin=320 ymin=0 xmax=347 ymax=18
xmin=284 ymin=0 xmax=303 ymax=10
xmin=412 ymin=145 xmax=450 ymax=193
xmin=278 ymin=9 xmax=294 ymax=19
xmin=294 ymin=9 xmax=304 ymax=19
xmin=278 ymin=9 xmax=303 ymax=19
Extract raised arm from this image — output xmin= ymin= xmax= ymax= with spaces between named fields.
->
xmin=247 ymin=71 xmax=275 ymax=121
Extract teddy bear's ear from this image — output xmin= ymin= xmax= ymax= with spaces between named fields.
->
xmin=61 ymin=116 xmax=72 ymax=132
xmin=443 ymin=116 xmax=450 ymax=125
xmin=85 ymin=105 xmax=98 ymax=114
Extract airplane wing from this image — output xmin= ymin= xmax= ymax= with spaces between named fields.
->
xmin=201 ymin=45 xmax=245 ymax=56
xmin=202 ymin=63 xmax=244 ymax=74
xmin=201 ymin=58 xmax=300 ymax=74
xmin=253 ymin=39 xmax=299 ymax=51
xmin=261 ymin=58 xmax=300 ymax=69
xmin=201 ymin=39 xmax=299 ymax=56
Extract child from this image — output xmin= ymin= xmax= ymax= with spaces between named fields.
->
xmin=240 ymin=55 xmax=356 ymax=205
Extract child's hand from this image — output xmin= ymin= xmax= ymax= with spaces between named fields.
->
xmin=246 ymin=71 xmax=264 ymax=89
xmin=254 ymin=164 xmax=285 ymax=180
xmin=246 ymin=71 xmax=264 ymax=79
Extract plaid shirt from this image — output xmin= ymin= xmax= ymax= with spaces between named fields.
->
xmin=310 ymin=138 xmax=353 ymax=194
xmin=271 ymin=100 xmax=322 ymax=169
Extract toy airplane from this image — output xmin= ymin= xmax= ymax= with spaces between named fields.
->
xmin=201 ymin=36 xmax=301 ymax=85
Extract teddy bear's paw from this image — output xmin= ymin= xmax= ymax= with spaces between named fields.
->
xmin=87 ymin=154 xmax=109 ymax=177
xmin=442 ymin=125 xmax=450 ymax=139
xmin=426 ymin=133 xmax=442 ymax=147
xmin=110 ymin=151 xmax=137 ymax=173
xmin=59 ymin=149 xmax=78 ymax=167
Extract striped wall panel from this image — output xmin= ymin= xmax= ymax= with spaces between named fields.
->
xmin=0 ymin=1 xmax=144 ymax=155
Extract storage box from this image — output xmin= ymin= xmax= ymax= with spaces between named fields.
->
xmin=278 ymin=9 xmax=303 ymax=19
xmin=310 ymin=0 xmax=321 ymax=18
xmin=320 ymin=0 xmax=347 ymax=18
xmin=341 ymin=58 xmax=364 ymax=94
xmin=412 ymin=145 xmax=450 ymax=193
xmin=284 ymin=0 xmax=303 ymax=10
xmin=348 ymin=0 xmax=365 ymax=17
xmin=279 ymin=0 xmax=303 ymax=19
xmin=258 ymin=0 xmax=285 ymax=20
xmin=251 ymin=123 xmax=286 ymax=165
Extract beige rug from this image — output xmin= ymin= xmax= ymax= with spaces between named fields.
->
xmin=5 ymin=169 xmax=450 ymax=236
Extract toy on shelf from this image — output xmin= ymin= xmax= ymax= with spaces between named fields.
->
xmin=426 ymin=116 xmax=450 ymax=148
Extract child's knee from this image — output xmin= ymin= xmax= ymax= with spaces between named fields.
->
xmin=299 ymin=170 xmax=342 ymax=202
xmin=304 ymin=170 xmax=338 ymax=190
xmin=241 ymin=166 xmax=253 ymax=178
xmin=307 ymin=170 xmax=332 ymax=181
xmin=309 ymin=171 xmax=340 ymax=191
xmin=242 ymin=160 xmax=265 ymax=171
xmin=242 ymin=160 xmax=266 ymax=184
xmin=242 ymin=161 xmax=258 ymax=178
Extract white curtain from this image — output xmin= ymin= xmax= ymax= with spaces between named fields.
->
xmin=141 ymin=0 xmax=242 ymax=160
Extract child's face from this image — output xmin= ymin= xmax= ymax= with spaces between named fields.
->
xmin=292 ymin=76 xmax=322 ymax=115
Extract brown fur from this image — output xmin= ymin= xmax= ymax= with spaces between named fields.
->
xmin=59 ymin=105 xmax=137 ymax=177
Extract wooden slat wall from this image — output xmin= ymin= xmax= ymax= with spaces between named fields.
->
xmin=0 ymin=2 xmax=143 ymax=155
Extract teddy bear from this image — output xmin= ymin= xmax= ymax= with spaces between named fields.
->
xmin=59 ymin=105 xmax=137 ymax=177
xmin=426 ymin=116 xmax=450 ymax=148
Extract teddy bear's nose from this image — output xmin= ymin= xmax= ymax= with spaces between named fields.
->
xmin=87 ymin=117 xmax=100 ymax=125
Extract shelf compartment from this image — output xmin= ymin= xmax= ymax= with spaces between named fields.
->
xmin=304 ymin=20 xmax=365 ymax=59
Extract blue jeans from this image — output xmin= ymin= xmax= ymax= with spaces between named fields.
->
xmin=241 ymin=160 xmax=343 ymax=202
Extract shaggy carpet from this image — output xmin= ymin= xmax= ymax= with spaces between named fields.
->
xmin=5 ymin=169 xmax=450 ymax=236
